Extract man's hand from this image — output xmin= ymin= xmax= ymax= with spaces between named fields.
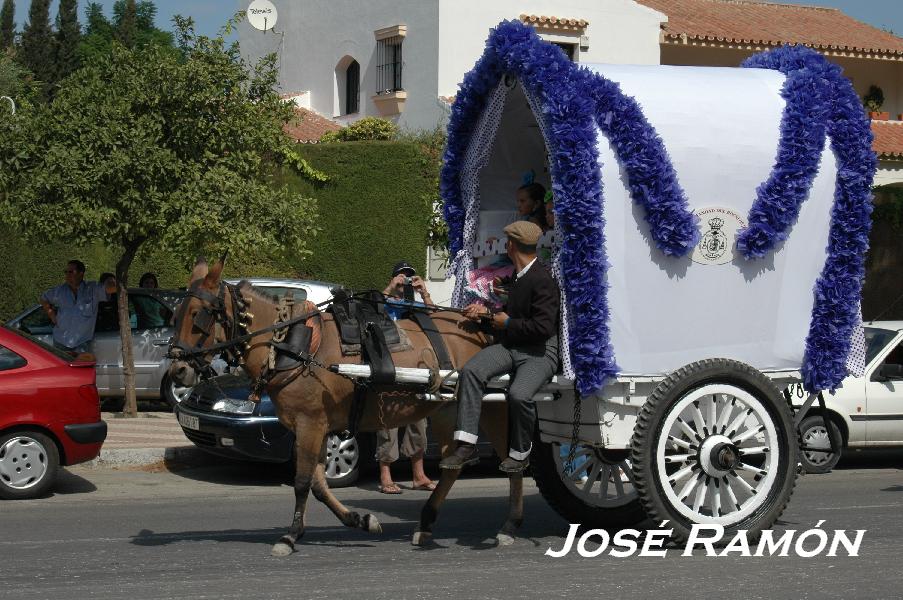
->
xmin=463 ymin=303 xmax=489 ymax=321
xmin=383 ymin=274 xmax=406 ymax=297
xmin=491 ymin=311 xmax=509 ymax=330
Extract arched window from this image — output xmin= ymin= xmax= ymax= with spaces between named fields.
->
xmin=345 ymin=60 xmax=360 ymax=115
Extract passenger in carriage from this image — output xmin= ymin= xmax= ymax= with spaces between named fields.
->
xmin=376 ymin=261 xmax=437 ymax=494
xmin=440 ymin=221 xmax=560 ymax=473
xmin=516 ymin=179 xmax=550 ymax=231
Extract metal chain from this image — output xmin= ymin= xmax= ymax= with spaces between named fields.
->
xmin=563 ymin=391 xmax=582 ymax=475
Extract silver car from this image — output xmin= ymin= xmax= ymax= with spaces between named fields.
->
xmin=5 ymin=289 xmax=190 ymax=407
xmin=224 ymin=277 xmax=336 ymax=305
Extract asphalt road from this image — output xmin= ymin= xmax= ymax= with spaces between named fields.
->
xmin=2 ymin=451 xmax=903 ymax=600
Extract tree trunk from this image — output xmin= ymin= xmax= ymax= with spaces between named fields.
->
xmin=116 ymin=240 xmax=143 ymax=417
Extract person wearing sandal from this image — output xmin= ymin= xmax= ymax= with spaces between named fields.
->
xmin=439 ymin=221 xmax=560 ymax=474
xmin=376 ymin=261 xmax=437 ymax=494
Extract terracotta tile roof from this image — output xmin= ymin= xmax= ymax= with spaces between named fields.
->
xmin=873 ymin=120 xmax=903 ymax=160
xmin=637 ymin=0 xmax=903 ymax=58
xmin=283 ymin=108 xmax=342 ymax=143
xmin=519 ymin=14 xmax=589 ymax=31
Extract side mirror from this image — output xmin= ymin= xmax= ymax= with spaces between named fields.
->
xmin=876 ymin=363 xmax=903 ymax=382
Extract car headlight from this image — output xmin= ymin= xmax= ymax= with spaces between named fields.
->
xmin=212 ymin=398 xmax=256 ymax=415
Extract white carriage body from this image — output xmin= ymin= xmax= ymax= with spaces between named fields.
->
xmin=463 ymin=65 xmax=840 ymax=448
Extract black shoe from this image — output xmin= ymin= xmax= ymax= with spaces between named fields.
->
xmin=499 ymin=456 xmax=529 ymax=473
xmin=439 ymin=444 xmax=479 ymax=470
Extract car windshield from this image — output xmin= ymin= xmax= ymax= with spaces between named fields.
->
xmin=864 ymin=327 xmax=899 ymax=366
xmin=2 ymin=324 xmax=75 ymax=362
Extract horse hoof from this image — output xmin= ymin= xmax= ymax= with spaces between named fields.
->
xmin=365 ymin=514 xmax=382 ymax=534
xmin=271 ymin=542 xmax=294 ymax=557
xmin=412 ymin=530 xmax=433 ymax=546
xmin=495 ymin=532 xmax=515 ymax=547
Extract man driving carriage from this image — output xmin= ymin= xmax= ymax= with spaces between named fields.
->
xmin=440 ymin=220 xmax=560 ymax=474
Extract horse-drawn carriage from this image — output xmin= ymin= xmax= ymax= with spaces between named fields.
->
xmin=169 ymin=21 xmax=875 ymax=553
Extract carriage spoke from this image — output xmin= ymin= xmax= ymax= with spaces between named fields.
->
xmin=583 ymin=461 xmax=602 ymax=492
xmin=725 ymin=408 xmax=753 ymax=438
xmin=727 ymin=472 xmax=756 ymax=495
xmin=715 ymin=396 xmax=735 ymax=434
xmin=675 ymin=418 xmax=699 ymax=441
xmin=668 ymin=435 xmax=693 ymax=450
xmin=737 ymin=445 xmax=769 ymax=456
xmin=599 ymin=464 xmax=611 ymax=498
xmin=668 ymin=463 xmax=696 ymax=484
xmin=676 ymin=472 xmax=702 ymax=501
xmin=733 ymin=426 xmax=765 ymax=445
xmin=613 ymin=469 xmax=625 ymax=497
xmin=723 ymin=476 xmax=741 ymax=511
xmin=692 ymin=477 xmax=707 ymax=513
xmin=707 ymin=395 xmax=718 ymax=435
xmin=736 ymin=462 xmax=768 ymax=478
xmin=690 ymin=403 xmax=708 ymax=436
xmin=664 ymin=453 xmax=694 ymax=464
xmin=619 ymin=461 xmax=636 ymax=485
xmin=709 ymin=479 xmax=722 ymax=516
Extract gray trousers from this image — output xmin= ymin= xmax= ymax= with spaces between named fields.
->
xmin=375 ymin=418 xmax=428 ymax=463
xmin=453 ymin=339 xmax=558 ymax=459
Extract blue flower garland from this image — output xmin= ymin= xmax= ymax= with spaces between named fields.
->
xmin=588 ymin=76 xmax=700 ymax=257
xmin=741 ymin=46 xmax=876 ymax=391
xmin=442 ymin=21 xmax=617 ymax=395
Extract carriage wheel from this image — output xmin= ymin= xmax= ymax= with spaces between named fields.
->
xmin=631 ymin=359 xmax=797 ymax=544
xmin=532 ymin=437 xmax=646 ymax=530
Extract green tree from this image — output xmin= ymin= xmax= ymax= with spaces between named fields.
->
xmin=55 ymin=0 xmax=81 ymax=81
xmin=0 ymin=19 xmax=321 ymax=416
xmin=115 ymin=0 xmax=136 ymax=47
xmin=0 ymin=0 xmax=14 ymax=49
xmin=19 ymin=0 xmax=55 ymax=86
xmin=79 ymin=1 xmax=172 ymax=64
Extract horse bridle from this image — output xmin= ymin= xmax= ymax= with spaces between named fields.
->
xmin=169 ymin=281 xmax=248 ymax=376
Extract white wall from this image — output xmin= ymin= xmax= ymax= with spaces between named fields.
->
xmin=437 ymin=0 xmax=664 ymax=101
xmin=238 ymin=0 xmax=441 ymax=131
xmin=239 ymin=1 xmax=664 ymax=132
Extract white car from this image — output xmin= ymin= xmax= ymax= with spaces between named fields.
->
xmin=224 ymin=278 xmax=336 ymax=306
xmin=795 ymin=321 xmax=903 ymax=473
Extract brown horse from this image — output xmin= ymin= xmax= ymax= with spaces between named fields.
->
xmin=168 ymin=257 xmax=528 ymax=556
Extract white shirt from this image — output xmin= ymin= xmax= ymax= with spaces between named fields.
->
xmin=516 ymin=258 xmax=537 ymax=280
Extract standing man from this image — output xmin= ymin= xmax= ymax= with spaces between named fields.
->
xmin=40 ymin=260 xmax=117 ymax=354
xmin=375 ymin=261 xmax=436 ymax=493
xmin=440 ymin=221 xmax=560 ymax=473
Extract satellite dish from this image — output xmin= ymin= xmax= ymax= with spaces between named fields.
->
xmin=247 ymin=0 xmax=278 ymax=31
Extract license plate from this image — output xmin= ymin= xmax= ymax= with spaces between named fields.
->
xmin=178 ymin=412 xmax=199 ymax=431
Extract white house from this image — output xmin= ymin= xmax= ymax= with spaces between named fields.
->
xmin=238 ymin=0 xmax=667 ymax=132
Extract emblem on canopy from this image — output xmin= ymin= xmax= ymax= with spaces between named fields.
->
xmin=691 ymin=208 xmax=747 ymax=266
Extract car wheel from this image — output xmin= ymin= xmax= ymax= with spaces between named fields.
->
xmin=0 ymin=430 xmax=60 ymax=500
xmin=798 ymin=415 xmax=842 ymax=474
xmin=162 ymin=374 xmax=193 ymax=410
xmin=323 ymin=433 xmax=366 ymax=488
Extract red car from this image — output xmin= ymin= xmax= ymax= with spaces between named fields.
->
xmin=0 ymin=325 xmax=106 ymax=499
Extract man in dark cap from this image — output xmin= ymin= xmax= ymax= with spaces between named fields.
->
xmin=440 ymin=221 xmax=560 ymax=473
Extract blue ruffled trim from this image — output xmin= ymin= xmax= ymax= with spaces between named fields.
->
xmin=588 ymin=77 xmax=700 ymax=257
xmin=741 ymin=46 xmax=876 ymax=391
xmin=441 ymin=21 xmax=617 ymax=395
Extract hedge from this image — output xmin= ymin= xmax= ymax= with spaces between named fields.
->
xmin=280 ymin=141 xmax=433 ymax=290
xmin=0 ymin=140 xmax=435 ymax=320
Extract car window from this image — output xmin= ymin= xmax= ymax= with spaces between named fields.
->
xmin=3 ymin=326 xmax=73 ymax=362
xmin=18 ymin=306 xmax=53 ymax=335
xmin=883 ymin=342 xmax=903 ymax=368
xmin=0 ymin=344 xmax=26 ymax=371
xmin=95 ymin=297 xmax=139 ymax=332
xmin=132 ymin=295 xmax=173 ymax=329
xmin=865 ymin=328 xmax=899 ymax=366
xmin=253 ymin=286 xmax=308 ymax=303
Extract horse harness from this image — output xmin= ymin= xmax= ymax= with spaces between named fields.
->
xmin=170 ymin=284 xmax=455 ymax=438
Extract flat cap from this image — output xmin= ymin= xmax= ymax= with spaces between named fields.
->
xmin=503 ymin=220 xmax=543 ymax=246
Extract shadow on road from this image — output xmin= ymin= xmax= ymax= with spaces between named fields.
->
xmin=52 ymin=468 xmax=99 ymax=496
